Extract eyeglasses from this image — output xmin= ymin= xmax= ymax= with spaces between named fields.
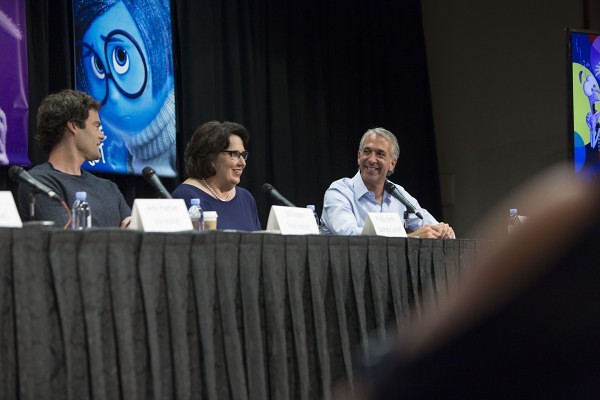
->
xmin=76 ymin=29 xmax=148 ymax=105
xmin=220 ymin=150 xmax=249 ymax=160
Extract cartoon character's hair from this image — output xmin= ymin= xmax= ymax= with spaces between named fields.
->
xmin=73 ymin=0 xmax=173 ymax=97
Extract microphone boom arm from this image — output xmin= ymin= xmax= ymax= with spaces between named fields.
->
xmin=384 ymin=181 xmax=424 ymax=220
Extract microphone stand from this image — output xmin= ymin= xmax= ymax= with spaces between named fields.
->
xmin=403 ymin=210 xmax=424 ymax=231
xmin=26 ymin=189 xmax=72 ymax=229
xmin=28 ymin=192 xmax=36 ymax=220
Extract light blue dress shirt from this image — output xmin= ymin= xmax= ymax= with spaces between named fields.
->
xmin=320 ymin=171 xmax=438 ymax=235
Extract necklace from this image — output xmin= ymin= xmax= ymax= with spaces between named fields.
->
xmin=201 ymin=178 xmax=232 ymax=201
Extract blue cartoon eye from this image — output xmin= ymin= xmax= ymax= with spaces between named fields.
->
xmin=90 ymin=54 xmax=106 ymax=79
xmin=112 ymin=46 xmax=130 ymax=75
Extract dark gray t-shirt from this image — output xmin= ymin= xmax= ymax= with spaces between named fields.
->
xmin=17 ymin=162 xmax=131 ymax=228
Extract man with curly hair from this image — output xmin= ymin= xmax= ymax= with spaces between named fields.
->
xmin=16 ymin=89 xmax=131 ymax=228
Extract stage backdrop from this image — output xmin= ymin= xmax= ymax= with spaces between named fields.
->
xmin=73 ymin=0 xmax=177 ymax=177
xmin=0 ymin=0 xmax=29 ymax=166
xmin=0 ymin=0 xmax=442 ymax=229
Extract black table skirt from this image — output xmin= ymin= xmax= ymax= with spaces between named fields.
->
xmin=0 ymin=228 xmax=487 ymax=400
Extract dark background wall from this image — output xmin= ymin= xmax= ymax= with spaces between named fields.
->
xmin=422 ymin=0 xmax=600 ymax=234
xmin=1 ymin=0 xmax=599 ymax=234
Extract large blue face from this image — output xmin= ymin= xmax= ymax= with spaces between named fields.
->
xmin=80 ymin=1 xmax=171 ymax=134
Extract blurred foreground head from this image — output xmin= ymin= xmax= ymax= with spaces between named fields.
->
xmin=338 ymin=164 xmax=600 ymax=399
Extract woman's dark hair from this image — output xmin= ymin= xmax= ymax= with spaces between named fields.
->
xmin=185 ymin=121 xmax=250 ymax=179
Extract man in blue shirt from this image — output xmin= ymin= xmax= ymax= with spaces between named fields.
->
xmin=321 ymin=127 xmax=454 ymax=238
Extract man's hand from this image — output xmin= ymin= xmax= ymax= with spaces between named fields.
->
xmin=408 ymin=223 xmax=455 ymax=239
xmin=120 ymin=216 xmax=132 ymax=229
xmin=433 ymin=222 xmax=455 ymax=239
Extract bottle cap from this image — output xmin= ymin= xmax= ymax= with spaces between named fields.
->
xmin=75 ymin=191 xmax=87 ymax=200
xmin=509 ymin=208 xmax=518 ymax=214
xmin=203 ymin=211 xmax=218 ymax=220
xmin=203 ymin=211 xmax=218 ymax=230
xmin=306 ymin=204 xmax=315 ymax=211
xmin=191 ymin=198 xmax=200 ymax=206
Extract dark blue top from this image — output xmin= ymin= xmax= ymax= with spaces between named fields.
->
xmin=172 ymin=183 xmax=262 ymax=231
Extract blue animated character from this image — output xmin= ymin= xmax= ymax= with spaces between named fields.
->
xmin=582 ymin=73 xmax=600 ymax=151
xmin=74 ymin=0 xmax=176 ymax=177
xmin=587 ymin=37 xmax=600 ymax=155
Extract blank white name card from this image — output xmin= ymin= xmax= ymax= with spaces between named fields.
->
xmin=266 ymin=205 xmax=319 ymax=235
xmin=0 ymin=191 xmax=23 ymax=228
xmin=129 ymin=199 xmax=193 ymax=232
xmin=362 ymin=212 xmax=407 ymax=237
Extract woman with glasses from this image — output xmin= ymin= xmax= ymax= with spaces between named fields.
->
xmin=172 ymin=121 xmax=261 ymax=231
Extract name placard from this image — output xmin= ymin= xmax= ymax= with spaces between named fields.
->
xmin=266 ymin=205 xmax=319 ymax=235
xmin=128 ymin=199 xmax=193 ymax=232
xmin=362 ymin=212 xmax=407 ymax=237
xmin=0 ymin=191 xmax=23 ymax=228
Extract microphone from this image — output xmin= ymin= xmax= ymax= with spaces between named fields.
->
xmin=384 ymin=180 xmax=423 ymax=219
xmin=8 ymin=165 xmax=62 ymax=202
xmin=261 ymin=183 xmax=296 ymax=207
xmin=142 ymin=166 xmax=173 ymax=199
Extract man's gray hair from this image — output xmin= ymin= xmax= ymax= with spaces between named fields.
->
xmin=358 ymin=127 xmax=400 ymax=160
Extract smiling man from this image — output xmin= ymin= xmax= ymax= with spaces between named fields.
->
xmin=321 ymin=127 xmax=454 ymax=238
xmin=16 ymin=89 xmax=131 ymax=228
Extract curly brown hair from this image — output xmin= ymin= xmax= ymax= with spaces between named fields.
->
xmin=185 ymin=121 xmax=249 ymax=179
xmin=36 ymin=89 xmax=101 ymax=153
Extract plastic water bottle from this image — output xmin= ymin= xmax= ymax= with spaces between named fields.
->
xmin=71 ymin=191 xmax=91 ymax=230
xmin=306 ymin=204 xmax=321 ymax=231
xmin=188 ymin=198 xmax=204 ymax=230
xmin=508 ymin=208 xmax=519 ymax=234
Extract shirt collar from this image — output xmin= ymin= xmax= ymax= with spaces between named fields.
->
xmin=351 ymin=171 xmax=392 ymax=204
